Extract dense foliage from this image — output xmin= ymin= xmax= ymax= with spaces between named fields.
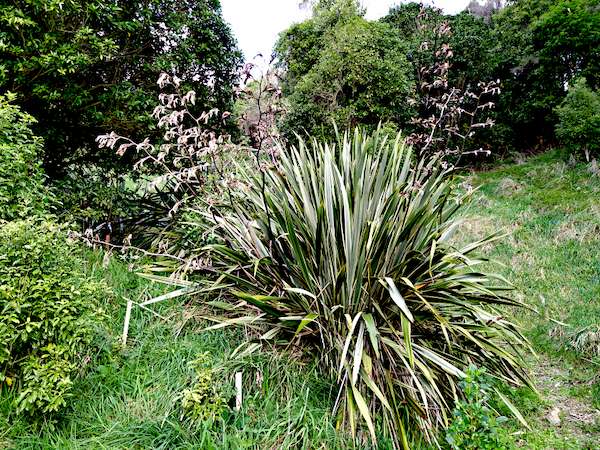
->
xmin=445 ymin=366 xmax=513 ymax=450
xmin=181 ymin=128 xmax=530 ymax=447
xmin=0 ymin=220 xmax=107 ymax=416
xmin=275 ymin=0 xmax=362 ymax=95
xmin=284 ymin=18 xmax=412 ymax=139
xmin=276 ymin=4 xmax=412 ymax=140
xmin=489 ymin=0 xmax=600 ymax=150
xmin=0 ymin=94 xmax=49 ymax=220
xmin=0 ymin=0 xmax=241 ymax=176
xmin=555 ymin=78 xmax=600 ymax=160
xmin=277 ymin=0 xmax=600 ymax=156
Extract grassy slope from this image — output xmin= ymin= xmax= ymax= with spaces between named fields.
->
xmin=1 ymin=251 xmax=350 ymax=449
xmin=458 ymin=149 xmax=600 ymax=448
xmin=1 ymin=149 xmax=598 ymax=449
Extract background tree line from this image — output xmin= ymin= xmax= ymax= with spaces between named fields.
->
xmin=276 ymin=0 xmax=600 ymax=157
xmin=0 ymin=0 xmax=241 ymax=177
xmin=1 ymin=0 xmax=598 ymax=180
xmin=0 ymin=0 xmax=598 ymax=233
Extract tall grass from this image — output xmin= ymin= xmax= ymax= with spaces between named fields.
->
xmin=167 ymin=128 xmax=531 ymax=447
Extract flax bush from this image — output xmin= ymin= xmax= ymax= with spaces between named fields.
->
xmin=153 ymin=128 xmax=531 ymax=447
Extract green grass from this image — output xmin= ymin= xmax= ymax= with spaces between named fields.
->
xmin=457 ymin=149 xmax=600 ymax=448
xmin=461 ymin=149 xmax=600 ymax=357
xmin=0 ymin=251 xmax=352 ymax=449
xmin=1 ymin=149 xmax=598 ymax=449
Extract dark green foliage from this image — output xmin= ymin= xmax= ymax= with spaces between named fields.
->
xmin=380 ymin=2 xmax=425 ymax=39
xmin=445 ymin=366 xmax=514 ymax=450
xmin=0 ymin=94 xmax=49 ymax=220
xmin=555 ymin=78 xmax=600 ymax=160
xmin=278 ymin=15 xmax=413 ymax=140
xmin=382 ymin=3 xmax=444 ymax=76
xmin=490 ymin=0 xmax=599 ymax=150
xmin=447 ymin=12 xmax=496 ymax=90
xmin=380 ymin=0 xmax=600 ymax=154
xmin=0 ymin=0 xmax=242 ymax=177
xmin=0 ymin=220 xmax=108 ymax=416
xmin=53 ymin=166 xmax=140 ymax=238
xmin=384 ymin=6 xmax=497 ymax=90
xmin=532 ymin=0 xmax=600 ymax=91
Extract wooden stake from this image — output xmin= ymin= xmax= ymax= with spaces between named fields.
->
xmin=122 ymin=300 xmax=133 ymax=347
xmin=235 ymin=371 xmax=243 ymax=411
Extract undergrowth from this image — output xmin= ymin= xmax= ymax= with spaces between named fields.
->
xmin=1 ymin=149 xmax=598 ymax=448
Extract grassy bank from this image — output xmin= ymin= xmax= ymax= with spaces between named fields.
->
xmin=1 ymin=149 xmax=598 ymax=449
xmin=459 ymin=149 xmax=600 ymax=448
xmin=1 ymin=251 xmax=351 ymax=449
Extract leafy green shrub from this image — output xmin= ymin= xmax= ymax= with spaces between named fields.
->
xmin=445 ymin=366 xmax=514 ymax=450
xmin=174 ymin=128 xmax=531 ymax=447
xmin=0 ymin=220 xmax=107 ymax=416
xmin=180 ymin=353 xmax=227 ymax=427
xmin=278 ymin=16 xmax=414 ymax=140
xmin=555 ymin=78 xmax=600 ymax=160
xmin=0 ymin=93 xmax=50 ymax=220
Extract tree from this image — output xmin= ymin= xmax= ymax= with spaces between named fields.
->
xmin=447 ymin=12 xmax=496 ymax=90
xmin=490 ymin=0 xmax=599 ymax=150
xmin=275 ymin=0 xmax=362 ymax=95
xmin=276 ymin=2 xmax=413 ymax=140
xmin=285 ymin=18 xmax=413 ymax=139
xmin=383 ymin=5 xmax=499 ymax=162
xmin=555 ymin=78 xmax=600 ymax=160
xmin=0 ymin=0 xmax=241 ymax=177
xmin=382 ymin=3 xmax=444 ymax=81
xmin=532 ymin=0 xmax=600 ymax=90
xmin=383 ymin=4 xmax=497 ymax=89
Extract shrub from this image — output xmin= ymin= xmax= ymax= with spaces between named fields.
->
xmin=445 ymin=366 xmax=514 ymax=450
xmin=179 ymin=353 xmax=228 ymax=427
xmin=0 ymin=93 xmax=49 ymax=220
xmin=0 ymin=220 xmax=107 ymax=417
xmin=555 ymin=78 xmax=600 ymax=160
xmin=171 ymin=128 xmax=531 ymax=447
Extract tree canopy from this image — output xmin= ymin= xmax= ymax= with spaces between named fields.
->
xmin=279 ymin=17 xmax=413 ymax=139
xmin=0 ymin=0 xmax=241 ymax=176
xmin=276 ymin=2 xmax=413 ymax=139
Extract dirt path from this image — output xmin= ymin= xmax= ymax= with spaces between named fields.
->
xmin=517 ymin=356 xmax=600 ymax=449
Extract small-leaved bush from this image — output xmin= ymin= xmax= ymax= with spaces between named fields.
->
xmin=0 ymin=93 xmax=50 ymax=220
xmin=445 ymin=366 xmax=514 ymax=450
xmin=555 ymin=78 xmax=600 ymax=161
xmin=180 ymin=353 xmax=228 ymax=427
xmin=0 ymin=220 xmax=107 ymax=417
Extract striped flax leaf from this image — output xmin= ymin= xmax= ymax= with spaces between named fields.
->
xmin=159 ymin=128 xmax=532 ymax=448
